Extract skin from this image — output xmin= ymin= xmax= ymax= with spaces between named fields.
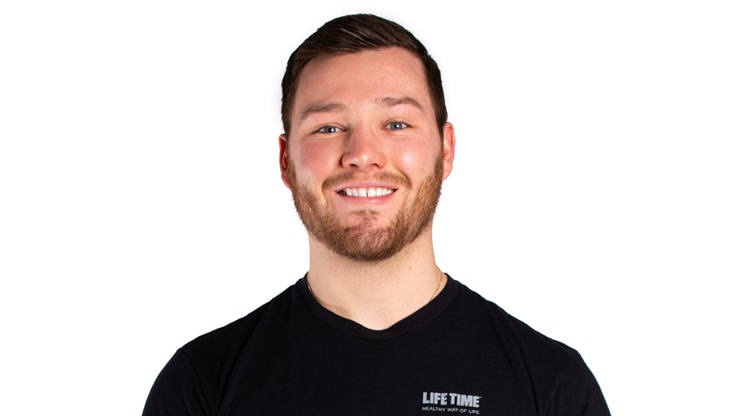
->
xmin=279 ymin=47 xmax=456 ymax=330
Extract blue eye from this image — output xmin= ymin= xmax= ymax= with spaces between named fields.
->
xmin=317 ymin=125 xmax=340 ymax=133
xmin=387 ymin=121 xmax=408 ymax=130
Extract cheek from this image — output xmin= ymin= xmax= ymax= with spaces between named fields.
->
xmin=393 ymin=140 xmax=441 ymax=173
xmin=290 ymin=142 xmax=339 ymax=186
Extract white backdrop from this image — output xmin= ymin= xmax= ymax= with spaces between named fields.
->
xmin=1 ymin=1 xmax=738 ymax=415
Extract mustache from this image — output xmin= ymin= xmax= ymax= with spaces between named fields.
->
xmin=322 ymin=171 xmax=411 ymax=191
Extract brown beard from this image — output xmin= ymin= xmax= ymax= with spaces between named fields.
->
xmin=287 ymin=154 xmax=444 ymax=262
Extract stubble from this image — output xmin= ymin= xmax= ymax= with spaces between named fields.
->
xmin=287 ymin=154 xmax=444 ymax=262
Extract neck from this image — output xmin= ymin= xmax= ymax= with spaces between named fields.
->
xmin=306 ymin=228 xmax=446 ymax=330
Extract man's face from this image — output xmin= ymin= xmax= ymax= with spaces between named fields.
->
xmin=280 ymin=47 xmax=455 ymax=262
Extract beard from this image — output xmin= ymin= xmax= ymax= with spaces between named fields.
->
xmin=287 ymin=154 xmax=444 ymax=262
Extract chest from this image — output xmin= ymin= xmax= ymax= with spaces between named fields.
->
xmin=212 ymin=325 xmax=539 ymax=416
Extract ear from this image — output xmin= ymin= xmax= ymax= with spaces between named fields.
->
xmin=441 ymin=122 xmax=456 ymax=181
xmin=279 ymin=134 xmax=292 ymax=190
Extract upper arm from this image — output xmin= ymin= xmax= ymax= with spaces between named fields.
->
xmin=142 ymin=349 xmax=209 ymax=416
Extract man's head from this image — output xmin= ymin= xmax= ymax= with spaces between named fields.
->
xmin=279 ymin=15 xmax=455 ymax=262
xmin=281 ymin=14 xmax=447 ymax=138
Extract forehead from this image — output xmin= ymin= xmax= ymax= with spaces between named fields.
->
xmin=292 ymin=47 xmax=431 ymax=118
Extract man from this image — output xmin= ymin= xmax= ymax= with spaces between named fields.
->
xmin=143 ymin=14 xmax=610 ymax=415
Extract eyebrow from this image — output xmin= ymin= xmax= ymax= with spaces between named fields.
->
xmin=376 ymin=96 xmax=424 ymax=110
xmin=299 ymin=102 xmax=348 ymax=122
xmin=298 ymin=96 xmax=424 ymax=123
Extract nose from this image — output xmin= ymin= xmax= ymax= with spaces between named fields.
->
xmin=341 ymin=127 xmax=387 ymax=171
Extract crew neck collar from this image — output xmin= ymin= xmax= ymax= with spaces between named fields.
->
xmin=296 ymin=273 xmax=460 ymax=340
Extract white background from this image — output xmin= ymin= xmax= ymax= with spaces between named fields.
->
xmin=1 ymin=1 xmax=738 ymax=415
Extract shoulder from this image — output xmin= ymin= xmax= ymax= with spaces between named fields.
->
xmin=143 ymin=284 xmax=299 ymax=415
xmin=454 ymin=281 xmax=581 ymax=360
xmin=451 ymin=281 xmax=610 ymax=415
xmin=181 ymin=283 xmax=296 ymax=364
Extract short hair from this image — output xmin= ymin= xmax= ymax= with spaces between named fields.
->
xmin=281 ymin=14 xmax=447 ymax=138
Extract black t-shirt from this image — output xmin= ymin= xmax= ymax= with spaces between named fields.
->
xmin=143 ymin=276 xmax=610 ymax=415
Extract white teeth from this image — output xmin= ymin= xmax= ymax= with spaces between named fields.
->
xmin=341 ymin=188 xmax=395 ymax=197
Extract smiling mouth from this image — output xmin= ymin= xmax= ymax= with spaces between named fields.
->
xmin=338 ymin=187 xmax=396 ymax=197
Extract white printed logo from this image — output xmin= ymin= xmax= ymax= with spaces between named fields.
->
xmin=421 ymin=391 xmax=481 ymax=413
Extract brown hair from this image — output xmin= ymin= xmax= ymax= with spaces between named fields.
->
xmin=281 ymin=14 xmax=447 ymax=137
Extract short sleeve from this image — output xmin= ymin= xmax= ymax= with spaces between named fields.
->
xmin=546 ymin=354 xmax=610 ymax=416
xmin=142 ymin=349 xmax=210 ymax=416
